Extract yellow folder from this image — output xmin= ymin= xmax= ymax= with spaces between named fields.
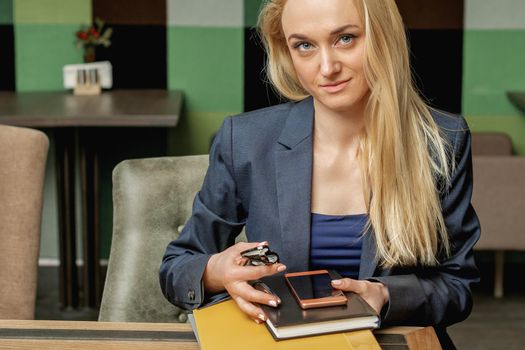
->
xmin=193 ymin=299 xmax=381 ymax=350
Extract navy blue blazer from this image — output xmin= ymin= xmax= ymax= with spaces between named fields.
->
xmin=160 ymin=97 xmax=480 ymax=345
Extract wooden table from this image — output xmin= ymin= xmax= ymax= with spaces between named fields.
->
xmin=0 ymin=90 xmax=182 ymax=309
xmin=0 ymin=321 xmax=441 ymax=350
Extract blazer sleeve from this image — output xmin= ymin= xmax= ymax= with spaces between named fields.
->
xmin=371 ymin=116 xmax=481 ymax=327
xmin=159 ymin=117 xmax=246 ymax=310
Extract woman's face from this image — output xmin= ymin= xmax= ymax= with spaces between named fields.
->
xmin=281 ymin=0 xmax=369 ymax=114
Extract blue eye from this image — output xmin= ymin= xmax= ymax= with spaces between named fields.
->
xmin=339 ymin=34 xmax=354 ymax=45
xmin=295 ymin=42 xmax=312 ymax=51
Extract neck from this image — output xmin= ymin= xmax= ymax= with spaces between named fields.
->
xmin=313 ymin=99 xmax=366 ymax=149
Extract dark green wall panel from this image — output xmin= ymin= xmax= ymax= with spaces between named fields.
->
xmin=0 ymin=0 xmax=13 ymax=24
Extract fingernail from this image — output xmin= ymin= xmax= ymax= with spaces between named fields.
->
xmin=277 ymin=298 xmax=282 ymax=304
xmin=269 ymin=300 xmax=277 ymax=307
xmin=331 ymin=279 xmax=342 ymax=285
xmin=254 ymin=319 xmax=262 ymax=324
xmin=277 ymin=265 xmax=286 ymax=272
xmin=258 ymin=314 xmax=266 ymax=321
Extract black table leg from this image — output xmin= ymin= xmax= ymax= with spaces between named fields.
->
xmin=54 ymin=128 xmax=79 ymax=309
xmin=79 ymin=128 xmax=101 ymax=308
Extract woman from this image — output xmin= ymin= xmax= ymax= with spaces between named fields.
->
xmin=160 ymin=0 xmax=480 ymax=348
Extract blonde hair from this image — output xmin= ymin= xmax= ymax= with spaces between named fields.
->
xmin=258 ymin=0 xmax=452 ymax=267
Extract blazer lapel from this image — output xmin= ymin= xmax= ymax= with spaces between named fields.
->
xmin=273 ymin=97 xmax=379 ymax=279
xmin=274 ymin=97 xmax=314 ymax=272
xmin=359 ymin=227 xmax=378 ymax=279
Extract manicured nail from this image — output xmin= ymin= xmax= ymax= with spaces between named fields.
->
xmin=277 ymin=265 xmax=286 ymax=272
xmin=269 ymin=300 xmax=277 ymax=307
xmin=331 ymin=279 xmax=342 ymax=285
xmin=258 ymin=314 xmax=266 ymax=321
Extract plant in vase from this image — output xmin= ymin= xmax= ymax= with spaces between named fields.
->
xmin=75 ymin=18 xmax=113 ymax=63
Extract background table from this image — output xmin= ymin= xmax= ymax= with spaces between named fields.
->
xmin=0 ymin=90 xmax=182 ymax=309
xmin=0 ymin=321 xmax=441 ymax=350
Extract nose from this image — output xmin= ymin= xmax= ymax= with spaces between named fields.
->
xmin=319 ymin=49 xmax=341 ymax=77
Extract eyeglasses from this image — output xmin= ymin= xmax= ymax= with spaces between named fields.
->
xmin=240 ymin=245 xmax=280 ymax=266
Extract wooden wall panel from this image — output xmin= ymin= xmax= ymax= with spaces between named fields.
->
xmin=93 ymin=0 xmax=166 ymax=25
xmin=396 ymin=0 xmax=464 ymax=29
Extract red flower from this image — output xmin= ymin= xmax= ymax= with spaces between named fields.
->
xmin=76 ymin=31 xmax=89 ymax=40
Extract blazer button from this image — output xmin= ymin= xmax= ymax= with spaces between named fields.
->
xmin=188 ymin=289 xmax=195 ymax=301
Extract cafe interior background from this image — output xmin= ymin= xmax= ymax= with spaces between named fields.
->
xmin=0 ymin=0 xmax=524 ymax=349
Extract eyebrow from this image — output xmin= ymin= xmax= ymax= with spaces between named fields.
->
xmin=287 ymin=24 xmax=360 ymax=42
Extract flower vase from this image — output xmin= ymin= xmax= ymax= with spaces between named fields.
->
xmin=84 ymin=46 xmax=96 ymax=63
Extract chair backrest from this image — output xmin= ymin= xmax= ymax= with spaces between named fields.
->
xmin=99 ymin=155 xmax=210 ymax=322
xmin=470 ymin=132 xmax=525 ymax=250
xmin=472 ymin=156 xmax=525 ymax=251
xmin=0 ymin=125 xmax=49 ymax=319
xmin=471 ymin=132 xmax=513 ymax=156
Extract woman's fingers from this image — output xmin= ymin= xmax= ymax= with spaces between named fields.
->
xmin=232 ymin=295 xmax=267 ymax=323
xmin=227 ymin=281 xmax=280 ymax=308
xmin=234 ymin=262 xmax=287 ymax=281
xmin=331 ymin=278 xmax=366 ymax=293
xmin=331 ymin=278 xmax=389 ymax=314
xmin=232 ymin=241 xmax=268 ymax=254
xmin=207 ymin=241 xmax=286 ymax=321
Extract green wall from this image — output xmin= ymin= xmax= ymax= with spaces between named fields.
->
xmin=14 ymin=0 xmax=90 ymax=92
xmin=0 ymin=0 xmax=13 ymax=24
xmin=4 ymin=0 xmax=525 ymax=261
xmin=166 ymin=0 xmax=245 ymax=155
xmin=8 ymin=0 xmax=248 ymax=260
xmin=463 ymin=0 xmax=525 ymax=154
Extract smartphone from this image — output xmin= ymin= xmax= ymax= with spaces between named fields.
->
xmin=285 ymin=270 xmax=347 ymax=309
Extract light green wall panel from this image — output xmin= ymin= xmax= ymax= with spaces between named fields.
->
xmin=0 ymin=0 xmax=13 ymax=24
xmin=168 ymin=111 xmax=231 ymax=155
xmin=14 ymin=0 xmax=90 ymax=25
xmin=168 ymin=0 xmax=243 ymax=27
xmin=466 ymin=115 xmax=525 ymax=155
xmin=462 ymin=30 xmax=525 ymax=117
xmin=465 ymin=0 xmax=525 ymax=29
xmin=244 ymin=0 xmax=262 ymax=27
xmin=15 ymin=24 xmax=83 ymax=91
xmin=168 ymin=27 xmax=243 ymax=112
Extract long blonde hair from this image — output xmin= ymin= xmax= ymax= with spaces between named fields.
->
xmin=258 ymin=0 xmax=452 ymax=267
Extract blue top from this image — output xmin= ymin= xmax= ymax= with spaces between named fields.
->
xmin=310 ymin=213 xmax=367 ymax=279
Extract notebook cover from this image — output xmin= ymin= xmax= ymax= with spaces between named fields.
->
xmin=259 ymin=272 xmax=379 ymax=329
xmin=193 ymin=298 xmax=380 ymax=350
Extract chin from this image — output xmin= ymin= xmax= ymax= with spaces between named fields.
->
xmin=316 ymin=93 xmax=367 ymax=113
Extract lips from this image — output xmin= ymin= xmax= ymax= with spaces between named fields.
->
xmin=320 ymin=78 xmax=351 ymax=93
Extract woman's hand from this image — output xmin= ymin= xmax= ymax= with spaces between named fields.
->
xmin=331 ymin=278 xmax=389 ymax=315
xmin=203 ymin=242 xmax=286 ymax=324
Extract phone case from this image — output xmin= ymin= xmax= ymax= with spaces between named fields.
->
xmin=285 ymin=270 xmax=348 ymax=309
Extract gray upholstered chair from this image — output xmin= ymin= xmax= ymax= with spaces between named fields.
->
xmin=99 ymin=155 xmax=210 ymax=322
xmin=471 ymin=132 xmax=525 ymax=297
xmin=0 ymin=125 xmax=49 ymax=319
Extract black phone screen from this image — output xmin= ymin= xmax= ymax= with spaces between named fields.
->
xmin=287 ymin=273 xmax=337 ymax=299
